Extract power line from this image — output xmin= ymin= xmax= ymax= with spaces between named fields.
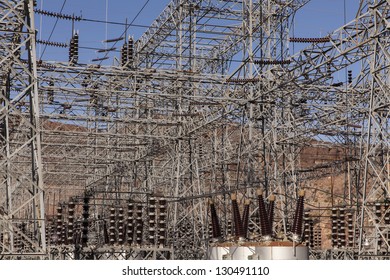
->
xmin=39 ymin=0 xmax=67 ymax=60
xmin=95 ymin=0 xmax=151 ymax=65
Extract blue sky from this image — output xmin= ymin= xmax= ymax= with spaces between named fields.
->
xmin=36 ymin=0 xmax=360 ymax=64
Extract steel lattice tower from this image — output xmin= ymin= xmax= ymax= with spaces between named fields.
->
xmin=0 ymin=0 xmax=389 ymax=260
xmin=0 ymin=0 xmax=46 ymax=259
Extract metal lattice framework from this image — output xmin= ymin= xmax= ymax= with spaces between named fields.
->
xmin=0 ymin=0 xmax=389 ymax=260
xmin=0 ymin=0 xmax=46 ymax=258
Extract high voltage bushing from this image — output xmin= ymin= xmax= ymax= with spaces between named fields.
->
xmin=67 ymin=201 xmax=75 ymax=244
xmin=209 ymin=199 xmax=222 ymax=240
xmin=158 ymin=197 xmax=167 ymax=246
xmin=231 ymin=193 xmax=245 ymax=240
xmin=127 ymin=201 xmax=134 ymax=245
xmin=128 ymin=37 xmax=134 ymax=63
xmin=118 ymin=207 xmax=125 ymax=245
xmin=148 ymin=197 xmax=157 ymax=245
xmin=338 ymin=207 xmax=346 ymax=248
xmin=109 ymin=207 xmax=116 ymax=245
xmin=34 ymin=9 xmax=82 ymax=21
xmin=267 ymin=195 xmax=275 ymax=236
xmin=242 ymin=199 xmax=250 ymax=239
xmin=289 ymin=37 xmax=331 ymax=43
xmin=291 ymin=190 xmax=305 ymax=242
xmin=56 ymin=205 xmax=63 ymax=245
xmin=347 ymin=211 xmax=354 ymax=247
xmin=331 ymin=208 xmax=338 ymax=248
xmin=69 ymin=32 xmax=79 ymax=64
xmin=121 ymin=37 xmax=134 ymax=68
xmin=81 ymin=196 xmax=90 ymax=246
xmin=257 ymin=189 xmax=271 ymax=239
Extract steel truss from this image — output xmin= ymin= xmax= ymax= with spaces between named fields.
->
xmin=0 ymin=0 xmax=389 ymax=260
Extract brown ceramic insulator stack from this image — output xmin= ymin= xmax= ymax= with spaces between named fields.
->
xmin=309 ymin=219 xmax=314 ymax=248
xmin=135 ymin=204 xmax=143 ymax=245
xmin=348 ymin=70 xmax=353 ymax=84
xmin=231 ymin=194 xmax=245 ymax=238
xmin=148 ymin=197 xmax=157 ymax=245
xmin=331 ymin=208 xmax=338 ymax=248
xmin=227 ymin=219 xmax=232 ymax=236
xmin=338 ymin=207 xmax=346 ymax=248
xmin=289 ymin=37 xmax=330 ymax=43
xmin=208 ymin=221 xmax=213 ymax=239
xmin=303 ymin=211 xmax=311 ymax=246
xmin=56 ymin=205 xmax=63 ymax=244
xmin=158 ymin=198 xmax=167 ymax=246
xmin=292 ymin=190 xmax=305 ymax=240
xmin=267 ymin=195 xmax=275 ymax=235
xmin=118 ymin=207 xmax=125 ymax=245
xmin=81 ymin=196 xmax=90 ymax=246
xmin=241 ymin=199 xmax=250 ymax=239
xmin=74 ymin=219 xmax=82 ymax=245
xmin=257 ymin=189 xmax=271 ymax=237
xmin=45 ymin=220 xmax=53 ymax=246
xmin=127 ymin=201 xmax=134 ymax=244
xmin=109 ymin=207 xmax=116 ymax=245
xmin=67 ymin=201 xmax=75 ymax=244
xmin=209 ymin=200 xmax=222 ymax=239
xmin=102 ymin=219 xmax=109 ymax=244
xmin=61 ymin=222 xmax=66 ymax=245
xmin=347 ymin=211 xmax=354 ymax=247
xmin=14 ymin=224 xmax=22 ymax=250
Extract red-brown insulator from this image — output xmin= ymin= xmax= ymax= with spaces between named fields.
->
xmin=209 ymin=200 xmax=222 ymax=239
xmin=290 ymin=37 xmax=330 ymax=43
xmin=254 ymin=59 xmax=291 ymax=65
xmin=331 ymin=208 xmax=338 ymax=247
xmin=292 ymin=190 xmax=305 ymax=241
xmin=118 ymin=207 xmax=125 ymax=245
xmin=157 ymin=197 xmax=167 ymax=246
xmin=231 ymin=194 xmax=245 ymax=238
xmin=56 ymin=205 xmax=63 ymax=244
xmin=241 ymin=199 xmax=250 ymax=239
xmin=257 ymin=189 xmax=271 ymax=237
xmin=338 ymin=207 xmax=346 ymax=247
xmin=267 ymin=195 xmax=275 ymax=235
xmin=34 ymin=8 xmax=82 ymax=21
